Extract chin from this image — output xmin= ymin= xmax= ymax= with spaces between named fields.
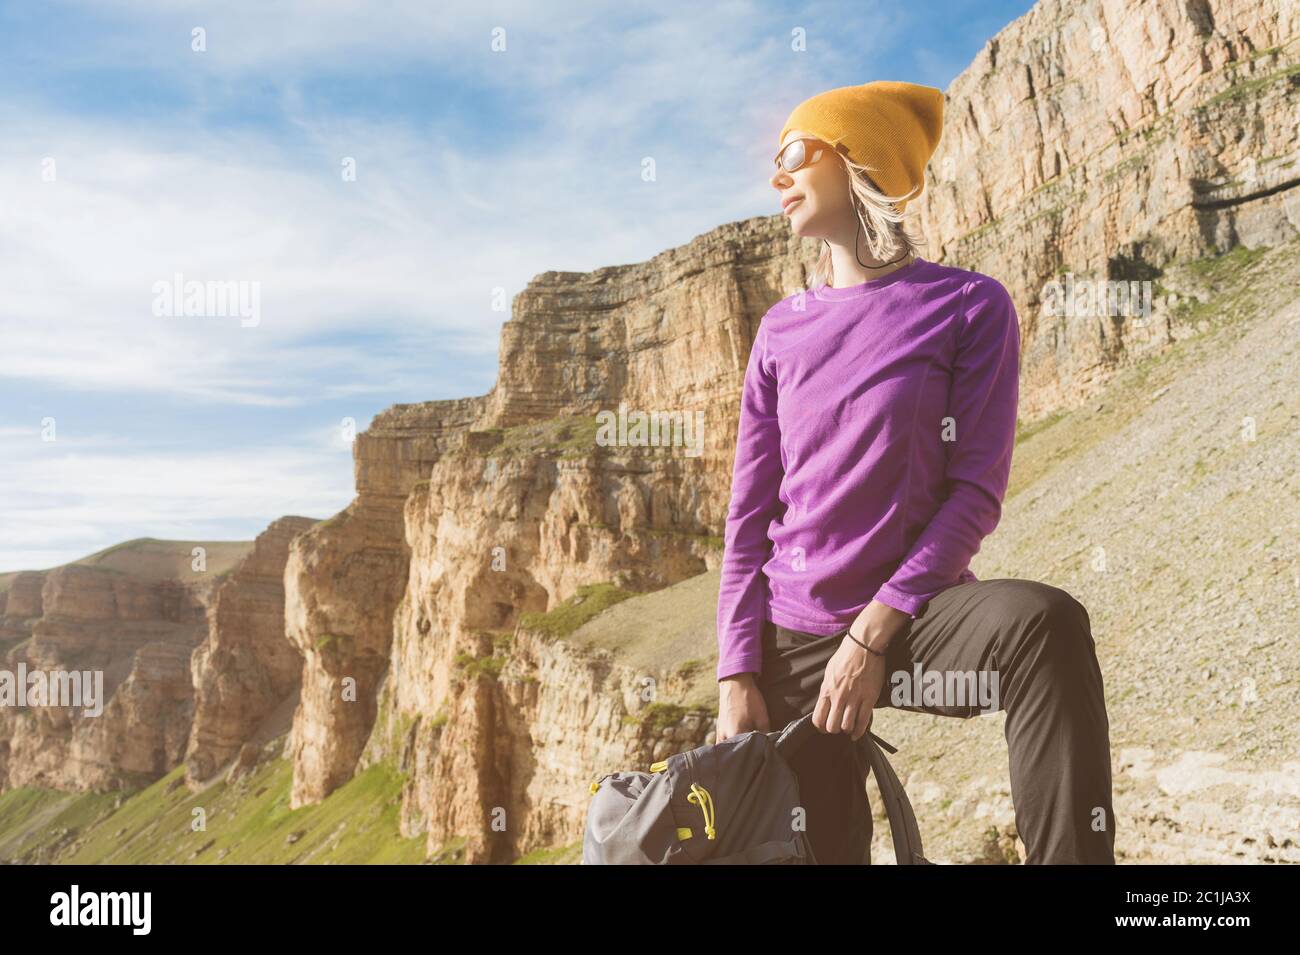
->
xmin=788 ymin=217 xmax=817 ymax=239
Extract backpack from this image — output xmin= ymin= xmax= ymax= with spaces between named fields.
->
xmin=583 ymin=712 xmax=931 ymax=865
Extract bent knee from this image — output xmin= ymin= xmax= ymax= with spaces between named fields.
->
xmin=987 ymin=579 xmax=1092 ymax=646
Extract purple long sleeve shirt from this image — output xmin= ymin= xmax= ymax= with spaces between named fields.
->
xmin=715 ymin=256 xmax=1021 ymax=681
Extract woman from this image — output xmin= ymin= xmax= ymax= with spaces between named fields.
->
xmin=714 ymin=81 xmax=1115 ymax=865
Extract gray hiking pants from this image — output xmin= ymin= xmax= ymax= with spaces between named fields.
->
xmin=756 ymin=577 xmax=1116 ymax=865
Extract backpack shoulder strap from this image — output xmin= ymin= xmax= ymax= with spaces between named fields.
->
xmin=771 ymin=715 xmax=933 ymax=865
xmin=856 ymin=731 xmax=932 ymax=865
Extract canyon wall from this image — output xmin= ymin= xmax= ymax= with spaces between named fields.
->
xmin=0 ymin=562 xmax=215 ymax=791
xmin=918 ymin=0 xmax=1299 ymax=415
xmin=283 ymin=399 xmax=483 ymax=806
xmin=186 ymin=517 xmax=319 ymax=785
xmin=0 ymin=533 xmax=323 ymax=794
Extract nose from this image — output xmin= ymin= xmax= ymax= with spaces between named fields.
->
xmin=770 ymin=165 xmax=791 ymax=190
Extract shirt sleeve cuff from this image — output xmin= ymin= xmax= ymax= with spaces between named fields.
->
xmin=716 ymin=656 xmax=763 ymax=681
xmin=872 ymin=584 xmax=927 ymax=618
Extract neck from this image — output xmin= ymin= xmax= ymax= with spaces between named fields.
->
xmin=828 ymin=245 xmax=914 ymax=288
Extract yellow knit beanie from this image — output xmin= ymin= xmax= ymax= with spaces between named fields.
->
xmin=778 ymin=80 xmax=945 ymax=212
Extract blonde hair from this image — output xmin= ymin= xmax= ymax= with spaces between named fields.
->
xmin=810 ymin=150 xmax=929 ymax=289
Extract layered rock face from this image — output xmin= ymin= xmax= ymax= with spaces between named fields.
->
xmin=917 ymin=0 xmax=1299 ymax=416
xmin=284 ymin=399 xmax=484 ymax=806
xmin=0 ymin=535 xmax=328 ymax=793
xmin=0 ymin=564 xmax=214 ymax=791
xmin=0 ymin=572 xmax=46 ymax=647
xmin=187 ymin=517 xmax=318 ymax=785
xmin=281 ymin=220 xmax=812 ymax=810
xmin=368 ymin=426 xmax=730 ymax=859
xmin=273 ymin=0 xmax=1297 ymax=863
xmin=293 ymin=220 xmax=804 ymax=840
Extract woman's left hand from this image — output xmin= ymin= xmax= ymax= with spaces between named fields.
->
xmin=812 ymin=600 xmax=912 ymax=740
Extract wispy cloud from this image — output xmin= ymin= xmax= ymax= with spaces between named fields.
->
xmin=0 ymin=427 xmax=351 ymax=571
xmin=0 ymin=0 xmax=1034 ymax=570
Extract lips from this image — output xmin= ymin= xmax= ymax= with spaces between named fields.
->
xmin=783 ymin=196 xmax=803 ymax=214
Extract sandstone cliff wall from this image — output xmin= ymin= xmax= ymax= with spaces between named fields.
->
xmin=283 ymin=399 xmax=483 ymax=806
xmin=0 ymin=564 xmax=213 ymax=791
xmin=0 ymin=534 xmax=318 ymax=793
xmin=918 ymin=0 xmax=1299 ymax=416
xmin=187 ymin=517 xmax=319 ymax=785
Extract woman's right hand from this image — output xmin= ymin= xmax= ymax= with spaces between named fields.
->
xmin=716 ymin=673 xmax=771 ymax=744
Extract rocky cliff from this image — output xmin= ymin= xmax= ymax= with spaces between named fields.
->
xmin=4 ymin=234 xmax=1295 ymax=865
xmin=283 ymin=399 xmax=481 ymax=806
xmin=0 ymin=540 xmax=252 ymax=791
xmin=187 ymin=517 xmax=319 ymax=785
xmin=919 ymin=0 xmax=1298 ymax=416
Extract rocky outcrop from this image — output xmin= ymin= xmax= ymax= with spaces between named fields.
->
xmin=0 ymin=572 xmax=47 ymax=647
xmin=0 ymin=564 xmax=214 ymax=791
xmin=364 ymin=565 xmax=721 ymax=863
xmin=0 ymin=538 xmax=267 ymax=793
xmin=918 ymin=0 xmax=1299 ymax=416
xmin=284 ymin=400 xmax=482 ymax=807
xmin=186 ymin=517 xmax=318 ymax=785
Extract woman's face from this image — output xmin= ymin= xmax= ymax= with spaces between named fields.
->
xmin=770 ymin=128 xmax=852 ymax=240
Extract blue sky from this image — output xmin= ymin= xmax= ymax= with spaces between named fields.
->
xmin=0 ymin=0 xmax=1036 ymax=572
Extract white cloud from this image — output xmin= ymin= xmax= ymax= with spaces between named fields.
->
xmin=0 ymin=429 xmax=353 ymax=571
xmin=1 ymin=0 xmax=917 ymax=566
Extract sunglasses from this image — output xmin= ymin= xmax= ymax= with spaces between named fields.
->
xmin=774 ymin=137 xmax=835 ymax=174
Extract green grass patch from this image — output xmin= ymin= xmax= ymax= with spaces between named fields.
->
xmin=1201 ymin=62 xmax=1300 ymax=109
xmin=675 ymin=659 xmax=705 ymax=679
xmin=462 ymin=414 xmax=605 ymax=460
xmin=1014 ymin=409 xmax=1067 ymax=447
xmin=1183 ymin=243 xmax=1268 ymax=282
xmin=453 ymin=650 xmax=508 ymax=680
xmin=0 ymin=749 xmax=429 ymax=864
xmin=621 ymin=701 xmax=716 ymax=734
xmin=314 ymin=632 xmax=353 ymax=652
xmin=518 ymin=582 xmax=639 ymax=640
